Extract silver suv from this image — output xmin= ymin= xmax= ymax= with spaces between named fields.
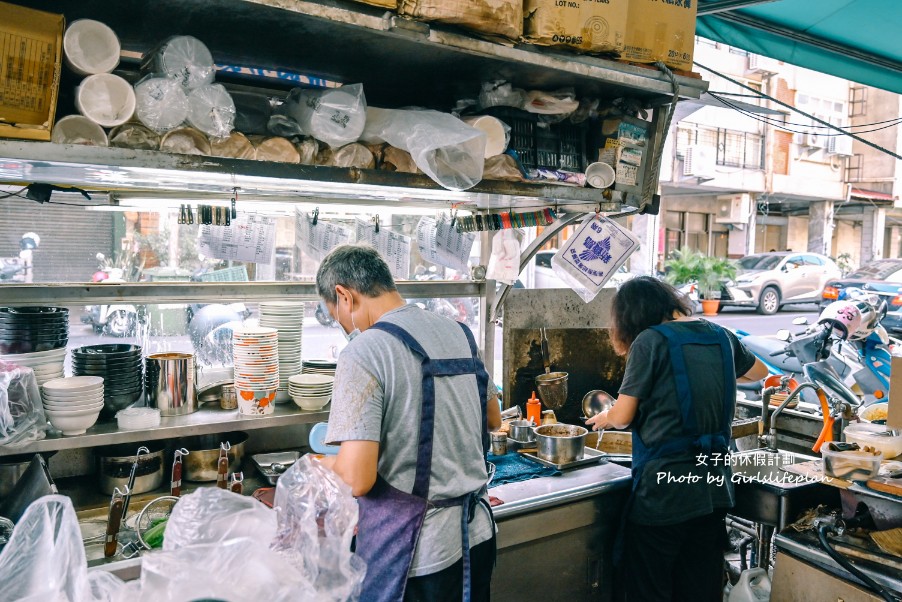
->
xmin=721 ymin=252 xmax=841 ymax=314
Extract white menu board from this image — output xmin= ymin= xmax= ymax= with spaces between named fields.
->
xmin=198 ymin=214 xmax=276 ymax=264
xmin=355 ymin=218 xmax=411 ymax=280
xmin=415 ymin=215 xmax=475 ymax=272
xmin=295 ymin=209 xmax=353 ymax=261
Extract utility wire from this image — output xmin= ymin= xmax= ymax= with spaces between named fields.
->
xmin=694 ymin=61 xmax=902 ymax=161
xmin=0 ymin=187 xmax=28 ymax=200
xmin=708 ymin=92 xmax=902 ymax=137
xmin=708 ymin=92 xmax=902 ymax=129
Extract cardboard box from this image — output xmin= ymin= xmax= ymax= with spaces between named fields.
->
xmin=400 ymin=0 xmax=523 ymax=42
xmin=623 ymin=0 xmax=697 ymax=71
xmin=0 ymin=2 xmax=64 ymax=142
xmin=524 ymin=0 xmax=628 ymax=55
xmin=351 ymin=0 xmax=398 ymax=9
xmin=888 ymin=357 xmax=902 ymax=429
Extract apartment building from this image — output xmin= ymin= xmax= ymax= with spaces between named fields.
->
xmin=630 ymin=38 xmax=901 ymax=275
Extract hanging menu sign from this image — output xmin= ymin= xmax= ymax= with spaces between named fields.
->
xmin=295 ymin=209 xmax=353 ymax=261
xmin=198 ymin=215 xmax=276 ymax=264
xmin=415 ymin=215 xmax=474 ymax=272
xmin=355 ymin=218 xmax=411 ymax=280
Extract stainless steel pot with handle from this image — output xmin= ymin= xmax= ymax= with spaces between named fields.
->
xmin=179 ymin=431 xmax=247 ymax=482
xmin=533 ymin=424 xmax=587 ymax=464
xmin=96 ymin=442 xmax=166 ymax=495
xmin=508 ymin=420 xmax=536 ymax=443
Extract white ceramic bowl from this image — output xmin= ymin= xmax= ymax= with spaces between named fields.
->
xmin=45 ymin=409 xmax=101 ymax=435
xmin=44 ymin=400 xmax=104 ymax=412
xmin=291 ymin=394 xmax=331 ymax=411
xmin=43 ymin=393 xmax=104 ymax=404
xmin=288 ymin=373 xmax=334 ymax=386
xmin=43 ymin=376 xmax=104 ymax=394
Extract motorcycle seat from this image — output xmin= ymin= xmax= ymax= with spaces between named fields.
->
xmin=740 ymin=335 xmax=804 ymax=374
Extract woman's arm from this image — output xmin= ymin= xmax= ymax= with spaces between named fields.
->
xmin=738 ymin=357 xmax=769 ymax=383
xmin=585 ymin=394 xmax=638 ymax=430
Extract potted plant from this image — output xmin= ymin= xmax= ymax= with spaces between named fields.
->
xmin=696 ymin=256 xmax=738 ymax=316
xmin=664 ymin=247 xmax=704 ymax=310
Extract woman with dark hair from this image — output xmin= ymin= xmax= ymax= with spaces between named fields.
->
xmin=587 ymin=276 xmax=767 ymax=601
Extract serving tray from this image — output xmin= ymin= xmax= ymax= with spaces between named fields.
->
xmin=519 ymin=446 xmax=606 ymax=471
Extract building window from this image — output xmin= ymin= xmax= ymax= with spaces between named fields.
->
xmin=849 ymin=87 xmax=868 ymax=117
xmin=664 ymin=211 xmax=710 ymax=255
xmin=677 ymin=125 xmax=765 ymax=170
xmin=846 ymin=153 xmax=863 ymax=182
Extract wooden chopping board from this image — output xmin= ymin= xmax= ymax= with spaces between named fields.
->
xmin=866 ymin=476 xmax=902 ymax=498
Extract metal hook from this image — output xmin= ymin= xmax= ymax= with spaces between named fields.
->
xmin=373 ymin=215 xmax=380 ymax=234
xmin=312 ymin=207 xmax=319 ymax=226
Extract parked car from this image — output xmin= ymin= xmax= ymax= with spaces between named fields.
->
xmin=821 ymin=258 xmax=902 ymax=335
xmin=719 ymin=252 xmax=841 ymax=315
xmin=534 ymin=250 xmax=635 ymax=289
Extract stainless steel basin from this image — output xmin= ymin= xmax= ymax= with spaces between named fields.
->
xmin=730 ymin=450 xmax=839 ymax=530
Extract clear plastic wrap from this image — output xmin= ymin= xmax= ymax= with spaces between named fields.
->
xmin=361 ymin=107 xmax=486 ymax=190
xmin=144 ymin=36 xmax=215 ymax=91
xmin=477 ymin=80 xmax=527 ymax=110
xmin=186 ymin=83 xmax=236 ymax=139
xmin=0 ymin=360 xmax=46 ymax=447
xmin=272 ymin=455 xmax=365 ymax=602
xmin=486 ymin=229 xmax=522 ymax=285
xmin=134 ymin=76 xmax=189 ymax=133
xmin=551 ymin=216 xmax=640 ymax=303
xmin=283 ymin=84 xmax=367 ymax=149
xmin=159 ymin=127 xmax=211 ymax=156
xmin=297 ymin=137 xmax=320 ymax=165
xmin=483 ymin=154 xmax=524 ymax=182
xmin=163 ymin=487 xmax=278 ymax=551
xmin=0 ymin=495 xmax=127 ymax=602
xmin=109 ymin=123 xmax=161 ymax=150
xmin=326 ymin=143 xmax=375 ymax=169
xmin=381 ymin=146 xmax=419 ymax=174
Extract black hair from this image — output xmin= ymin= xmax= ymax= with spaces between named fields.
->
xmin=610 ymin=276 xmax=692 ymax=355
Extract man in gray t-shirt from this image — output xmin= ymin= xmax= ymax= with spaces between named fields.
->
xmin=315 ymin=245 xmax=501 ymax=602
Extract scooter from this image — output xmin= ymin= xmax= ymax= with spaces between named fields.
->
xmin=81 ymin=268 xmax=139 ymax=337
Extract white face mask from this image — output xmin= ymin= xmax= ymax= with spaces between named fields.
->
xmin=339 ymin=296 xmax=360 ymax=342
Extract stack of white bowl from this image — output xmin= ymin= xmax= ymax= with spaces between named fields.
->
xmin=301 ymin=359 xmax=337 ymax=378
xmin=0 ymin=347 xmax=68 ymax=386
xmin=258 ymin=302 xmax=304 ymax=403
xmin=288 ymin=374 xmax=333 ymax=411
xmin=232 ymin=327 xmax=279 ymax=416
xmin=41 ymin=376 xmax=104 ymax=435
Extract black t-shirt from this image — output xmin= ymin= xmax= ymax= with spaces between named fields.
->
xmin=619 ymin=319 xmax=756 ymax=526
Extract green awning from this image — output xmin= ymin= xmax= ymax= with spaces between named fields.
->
xmin=696 ymin=1 xmax=902 ymax=94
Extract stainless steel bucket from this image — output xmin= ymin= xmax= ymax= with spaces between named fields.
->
xmin=534 ymin=424 xmax=587 ymax=465
xmin=145 ymin=352 xmax=197 ymax=416
xmin=0 ymin=455 xmax=33 ymax=498
xmin=508 ymin=420 xmax=536 ymax=442
xmin=535 ymin=371 xmax=568 ymax=409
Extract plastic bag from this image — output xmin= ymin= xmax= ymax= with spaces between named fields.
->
xmin=381 ymin=146 xmax=419 ymax=174
xmin=483 ymin=154 xmax=524 ymax=182
xmin=297 ymin=137 xmax=319 ymax=165
xmin=272 ymin=455 xmax=365 ymax=602
xmin=109 ymin=123 xmax=161 ymax=150
xmin=486 ymin=229 xmax=522 ymax=285
xmin=232 ymin=91 xmax=273 ymax=135
xmin=144 ymin=36 xmax=215 ymax=91
xmin=551 ymin=216 xmax=640 ymax=303
xmin=0 ymin=495 xmax=127 ymax=602
xmin=326 ymin=143 xmax=375 ymax=169
xmin=0 ymin=361 xmax=46 ymax=447
xmin=478 ymin=80 xmax=527 ymax=110
xmin=283 ymin=84 xmax=367 ymax=148
xmin=134 ymin=76 xmax=189 ymax=133
xmin=186 ymin=83 xmax=235 ymax=139
xmin=524 ymin=88 xmax=579 ymax=116
xmin=162 ymin=487 xmax=277 ymax=551
xmin=361 ymin=107 xmax=486 ymax=190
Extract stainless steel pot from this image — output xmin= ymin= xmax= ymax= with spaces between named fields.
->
xmin=534 ymin=424 xmax=587 ymax=465
xmin=0 ymin=455 xmax=34 ymax=498
xmin=96 ymin=442 xmax=166 ymax=495
xmin=179 ymin=431 xmax=247 ymax=482
xmin=508 ymin=420 xmax=536 ymax=443
xmin=145 ymin=352 xmax=197 ymax=416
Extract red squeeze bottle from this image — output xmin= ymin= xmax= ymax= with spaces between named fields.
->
xmin=526 ymin=392 xmax=542 ymax=425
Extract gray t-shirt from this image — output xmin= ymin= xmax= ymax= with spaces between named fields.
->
xmin=326 ymin=304 xmax=493 ymax=577
xmin=618 ymin=319 xmax=756 ymax=526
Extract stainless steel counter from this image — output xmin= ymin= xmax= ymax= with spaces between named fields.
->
xmin=490 ymin=460 xmax=631 ymax=519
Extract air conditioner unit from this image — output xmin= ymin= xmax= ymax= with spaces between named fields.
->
xmin=683 ymin=145 xmax=716 ymax=177
xmin=716 ymin=193 xmax=752 ymax=224
xmin=828 ymin=135 xmax=854 ymax=156
xmin=804 ymin=132 xmax=825 ymax=148
xmin=747 ymin=54 xmax=781 ymax=75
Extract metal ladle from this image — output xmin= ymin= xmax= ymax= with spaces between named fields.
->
xmin=582 ymin=390 xmax=615 ymax=450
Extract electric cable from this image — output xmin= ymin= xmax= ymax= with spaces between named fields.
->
xmin=817 ymin=524 xmax=899 ymax=602
xmin=694 ymin=61 xmax=902 ymax=161
xmin=0 ymin=187 xmax=28 ymax=200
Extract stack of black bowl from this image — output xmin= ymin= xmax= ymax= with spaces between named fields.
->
xmin=0 ymin=307 xmax=68 ymax=354
xmin=72 ymin=344 xmax=143 ymax=416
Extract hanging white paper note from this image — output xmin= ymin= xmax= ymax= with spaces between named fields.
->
xmin=295 ymin=209 xmax=353 ymax=261
xmin=415 ymin=215 xmax=475 ymax=272
xmin=355 ymin=218 xmax=411 ymax=280
xmin=198 ymin=214 xmax=276 ymax=264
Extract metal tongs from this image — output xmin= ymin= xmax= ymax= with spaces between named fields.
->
xmin=104 ymin=486 xmax=129 ymax=558
xmin=171 ymin=448 xmax=189 ymax=497
xmin=540 ymin=327 xmax=551 ymax=374
xmin=217 ymin=442 xmax=231 ymax=489
xmin=121 ymin=446 xmax=150 ymax=524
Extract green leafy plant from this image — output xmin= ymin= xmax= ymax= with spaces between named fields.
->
xmin=835 ymin=252 xmax=854 ymax=277
xmin=664 ymin=247 xmax=705 ymax=287
xmin=697 ymin=255 xmax=737 ymax=300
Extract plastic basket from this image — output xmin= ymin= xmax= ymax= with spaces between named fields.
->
xmin=197 ymin=266 xmax=249 ymax=282
xmin=482 ymin=107 xmax=587 ymax=172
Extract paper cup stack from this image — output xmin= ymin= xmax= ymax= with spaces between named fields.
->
xmin=232 ymin=327 xmax=279 ymax=415
xmin=41 ymin=376 xmax=104 ymax=435
xmin=258 ymin=303 xmax=304 ymax=403
xmin=288 ymin=374 xmax=333 ymax=411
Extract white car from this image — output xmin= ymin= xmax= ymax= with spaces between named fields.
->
xmin=533 ymin=250 xmax=634 ymax=289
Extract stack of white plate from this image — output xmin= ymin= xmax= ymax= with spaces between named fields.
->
xmin=41 ymin=376 xmax=104 ymax=435
xmin=301 ymin=359 xmax=337 ymax=378
xmin=232 ymin=326 xmax=279 ymax=416
xmin=258 ymin=302 xmax=304 ymax=403
xmin=0 ymin=347 xmax=68 ymax=386
xmin=288 ymin=374 xmax=333 ymax=411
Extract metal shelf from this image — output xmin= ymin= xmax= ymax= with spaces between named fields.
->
xmin=0 ymin=280 xmax=486 ymax=306
xmin=0 ymin=404 xmax=329 ymax=457
xmin=0 ymin=140 xmax=622 ymax=210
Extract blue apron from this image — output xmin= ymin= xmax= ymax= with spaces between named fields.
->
xmin=615 ymin=322 xmax=736 ymax=564
xmin=356 ymin=320 xmax=493 ymax=602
